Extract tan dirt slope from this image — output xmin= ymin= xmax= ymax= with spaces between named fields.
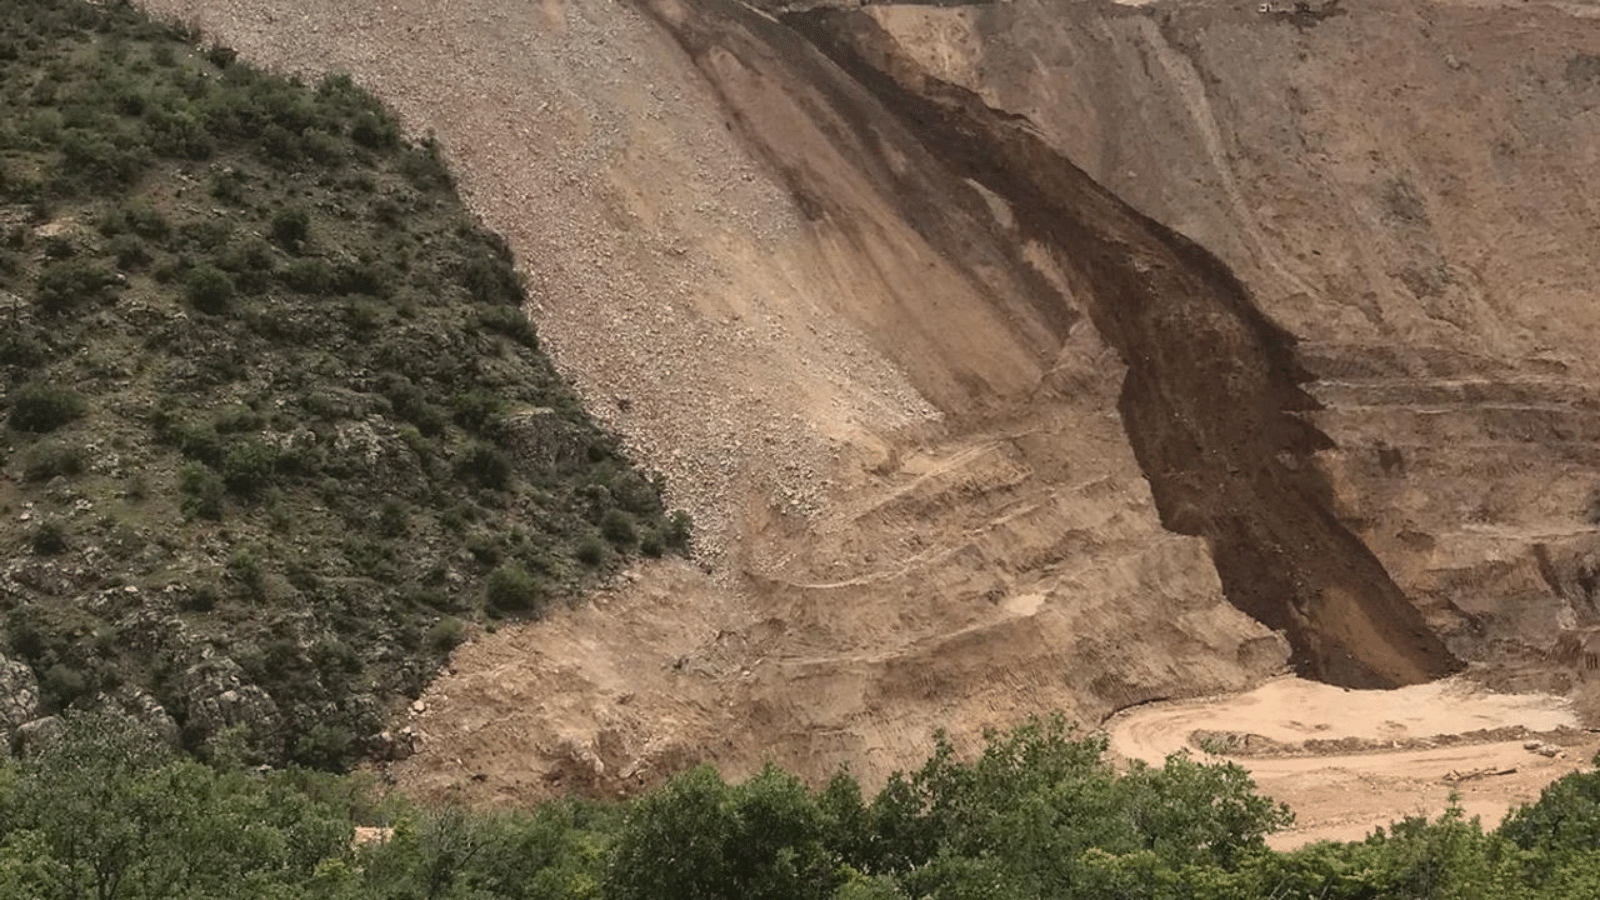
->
xmin=140 ymin=0 xmax=1600 ymax=831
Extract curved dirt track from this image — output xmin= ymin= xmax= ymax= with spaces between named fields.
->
xmin=1108 ymin=676 xmax=1599 ymax=848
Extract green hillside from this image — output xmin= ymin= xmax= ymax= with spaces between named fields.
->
xmin=7 ymin=713 xmax=1600 ymax=900
xmin=0 ymin=0 xmax=687 ymax=770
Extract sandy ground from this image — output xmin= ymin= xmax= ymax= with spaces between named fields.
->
xmin=1107 ymin=675 xmax=1600 ymax=849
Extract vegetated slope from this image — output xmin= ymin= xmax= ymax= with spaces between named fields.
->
xmin=145 ymin=0 xmax=1600 ymax=806
xmin=14 ymin=712 xmax=1600 ymax=900
xmin=0 ymin=0 xmax=683 ymax=769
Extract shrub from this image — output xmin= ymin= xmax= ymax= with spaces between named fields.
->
xmin=293 ymin=723 xmax=355 ymax=772
xmin=377 ymin=500 xmax=409 ymax=537
xmin=665 ymin=509 xmax=693 ymax=554
xmin=269 ymin=205 xmax=310 ymax=249
xmin=600 ymin=508 xmax=638 ymax=546
xmin=575 ymin=536 xmax=606 ymax=568
xmin=217 ymin=236 xmax=276 ymax=277
xmin=210 ymin=167 xmax=248 ymax=204
xmin=108 ymin=233 xmax=150 ymax=269
xmin=227 ymin=546 xmax=265 ymax=600
xmin=349 ymin=109 xmax=398 ymax=150
xmin=476 ymin=305 xmax=538 ymax=347
xmin=29 ymin=519 xmax=69 ymax=555
xmin=184 ymin=264 xmax=235 ymax=313
xmin=0 ymin=330 xmax=49 ymax=369
xmin=205 ymin=43 xmax=238 ymax=68
xmin=426 ymin=617 xmax=466 ymax=653
xmin=35 ymin=258 xmax=117 ymax=314
xmin=40 ymin=662 xmax=88 ymax=709
xmin=180 ymin=583 xmax=219 ymax=612
xmin=220 ymin=438 xmax=277 ymax=497
xmin=464 ymin=532 xmax=503 ymax=566
xmin=8 ymin=383 xmax=87 ymax=432
xmin=21 ymin=439 xmax=86 ymax=481
xmin=399 ymin=136 xmax=453 ymax=192
xmin=610 ymin=469 xmax=664 ymax=516
xmin=278 ymin=258 xmax=334 ymax=294
xmin=179 ymin=461 xmax=225 ymax=520
xmin=457 ymin=442 xmax=512 ymax=491
xmin=459 ymin=253 xmax=523 ymax=306
xmin=640 ymin=529 xmax=665 ymax=558
xmin=450 ymin=390 xmax=503 ymax=435
xmin=485 ymin=563 xmax=546 ymax=614
xmin=101 ymin=199 xmax=171 ymax=240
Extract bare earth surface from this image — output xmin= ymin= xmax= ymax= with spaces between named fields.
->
xmin=139 ymin=0 xmax=1600 ymax=839
xmin=1107 ymin=676 xmax=1600 ymax=849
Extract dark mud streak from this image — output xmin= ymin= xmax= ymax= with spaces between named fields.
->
xmin=783 ymin=8 xmax=1460 ymax=688
xmin=643 ymin=0 xmax=1458 ymax=686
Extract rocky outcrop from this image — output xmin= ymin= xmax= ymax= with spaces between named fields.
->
xmin=179 ymin=657 xmax=283 ymax=756
xmin=0 ymin=654 xmax=40 ymax=735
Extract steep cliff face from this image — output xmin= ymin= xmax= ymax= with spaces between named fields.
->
xmin=140 ymin=0 xmax=1600 ymax=799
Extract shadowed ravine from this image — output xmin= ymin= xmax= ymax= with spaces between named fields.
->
xmin=646 ymin=0 xmax=1459 ymax=688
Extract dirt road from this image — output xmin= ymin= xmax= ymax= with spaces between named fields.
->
xmin=1106 ymin=676 xmax=1599 ymax=849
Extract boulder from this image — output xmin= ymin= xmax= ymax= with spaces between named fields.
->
xmin=0 ymin=654 xmax=41 ymax=734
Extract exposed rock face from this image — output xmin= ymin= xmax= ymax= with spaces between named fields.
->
xmin=15 ymin=715 xmax=64 ymax=758
xmin=0 ymin=654 xmax=41 ymax=735
xmin=179 ymin=657 xmax=283 ymax=756
xmin=142 ymin=0 xmax=1600 ymax=799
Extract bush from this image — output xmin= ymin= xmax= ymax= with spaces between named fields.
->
xmin=270 ymin=205 xmax=310 ymax=249
xmin=600 ymin=508 xmax=637 ymax=546
xmin=184 ymin=264 xmax=235 ymax=313
xmin=459 ymin=254 xmax=523 ymax=306
xmin=485 ymin=563 xmax=545 ymax=614
xmin=21 ymin=439 xmax=86 ymax=481
xmin=377 ymin=500 xmax=409 ymax=537
xmin=29 ymin=519 xmax=69 ymax=555
xmin=179 ymin=461 xmax=225 ymax=520
xmin=665 ymin=509 xmax=693 ymax=554
xmin=8 ymin=383 xmax=87 ymax=432
xmin=457 ymin=442 xmax=512 ymax=491
xmin=278 ymin=258 xmax=334 ymax=294
xmin=293 ymin=723 xmax=355 ymax=772
xmin=108 ymin=233 xmax=150 ymax=269
xmin=210 ymin=167 xmax=248 ymax=204
xmin=640 ymin=529 xmax=665 ymax=558
xmin=575 ymin=536 xmax=607 ymax=568
xmin=35 ymin=258 xmax=117 ymax=314
xmin=180 ymin=583 xmax=219 ymax=612
xmin=349 ymin=109 xmax=398 ymax=150
xmin=40 ymin=662 xmax=88 ymax=709
xmin=220 ymin=438 xmax=277 ymax=497
xmin=0 ymin=329 xmax=49 ymax=369
xmin=426 ymin=617 xmax=466 ymax=653
xmin=101 ymin=199 xmax=171 ymax=239
xmin=476 ymin=305 xmax=538 ymax=347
